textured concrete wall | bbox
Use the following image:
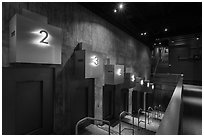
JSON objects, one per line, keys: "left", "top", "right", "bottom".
{"left": 2, "top": 2, "right": 151, "bottom": 134}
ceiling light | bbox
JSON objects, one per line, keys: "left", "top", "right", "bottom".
{"left": 144, "top": 32, "right": 147, "bottom": 35}
{"left": 119, "top": 3, "right": 124, "bottom": 9}
{"left": 196, "top": 37, "right": 199, "bottom": 40}
{"left": 114, "top": 9, "right": 117, "bottom": 13}
{"left": 141, "top": 33, "right": 143, "bottom": 35}
{"left": 159, "top": 42, "right": 161, "bottom": 45}
{"left": 164, "top": 28, "right": 168, "bottom": 32}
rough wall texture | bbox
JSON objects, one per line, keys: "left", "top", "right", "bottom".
{"left": 2, "top": 2, "right": 151, "bottom": 134}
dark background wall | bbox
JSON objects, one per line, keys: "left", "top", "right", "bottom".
{"left": 2, "top": 2, "right": 151, "bottom": 134}
{"left": 169, "top": 39, "right": 202, "bottom": 85}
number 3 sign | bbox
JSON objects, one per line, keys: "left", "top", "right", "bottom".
{"left": 9, "top": 13, "right": 62, "bottom": 64}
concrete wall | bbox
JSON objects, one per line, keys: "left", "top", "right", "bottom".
{"left": 2, "top": 2, "right": 151, "bottom": 134}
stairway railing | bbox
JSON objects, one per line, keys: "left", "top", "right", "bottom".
{"left": 153, "top": 57, "right": 160, "bottom": 77}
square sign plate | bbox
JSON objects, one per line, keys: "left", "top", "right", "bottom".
{"left": 124, "top": 73, "right": 136, "bottom": 88}
{"left": 75, "top": 50, "right": 104, "bottom": 78}
{"left": 9, "top": 14, "right": 62, "bottom": 64}
{"left": 105, "top": 65, "right": 124, "bottom": 85}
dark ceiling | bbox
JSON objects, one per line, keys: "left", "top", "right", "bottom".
{"left": 80, "top": 2, "right": 202, "bottom": 49}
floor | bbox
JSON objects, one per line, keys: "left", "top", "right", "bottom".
{"left": 78, "top": 112, "right": 163, "bottom": 135}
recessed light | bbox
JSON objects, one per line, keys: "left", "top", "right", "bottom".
{"left": 164, "top": 28, "right": 168, "bottom": 32}
{"left": 141, "top": 33, "right": 143, "bottom": 36}
{"left": 196, "top": 37, "right": 199, "bottom": 40}
{"left": 114, "top": 9, "right": 117, "bottom": 13}
{"left": 119, "top": 3, "right": 124, "bottom": 9}
{"left": 144, "top": 32, "right": 147, "bottom": 35}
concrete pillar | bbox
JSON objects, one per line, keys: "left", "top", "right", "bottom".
{"left": 128, "top": 88, "right": 134, "bottom": 113}
{"left": 144, "top": 92, "right": 146, "bottom": 111}
{"left": 94, "top": 77, "right": 104, "bottom": 124}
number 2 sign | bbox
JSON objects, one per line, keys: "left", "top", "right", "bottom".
{"left": 9, "top": 13, "right": 62, "bottom": 64}
{"left": 39, "top": 30, "right": 49, "bottom": 44}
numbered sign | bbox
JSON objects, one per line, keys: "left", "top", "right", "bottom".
{"left": 74, "top": 50, "right": 104, "bottom": 79}
{"left": 140, "top": 80, "right": 154, "bottom": 93}
{"left": 124, "top": 73, "right": 136, "bottom": 88}
{"left": 133, "top": 77, "right": 143, "bottom": 91}
{"left": 104, "top": 65, "right": 124, "bottom": 85}
{"left": 9, "top": 14, "right": 62, "bottom": 64}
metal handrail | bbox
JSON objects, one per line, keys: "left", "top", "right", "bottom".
{"left": 75, "top": 117, "right": 111, "bottom": 135}
{"left": 158, "top": 105, "right": 162, "bottom": 117}
{"left": 138, "top": 108, "right": 146, "bottom": 129}
{"left": 153, "top": 58, "right": 160, "bottom": 76}
{"left": 154, "top": 106, "right": 158, "bottom": 119}
{"left": 148, "top": 107, "right": 153, "bottom": 112}
{"left": 119, "top": 111, "right": 135, "bottom": 135}
{"left": 147, "top": 107, "right": 154, "bottom": 124}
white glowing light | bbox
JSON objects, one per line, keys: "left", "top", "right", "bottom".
{"left": 131, "top": 75, "right": 135, "bottom": 82}
{"left": 141, "top": 33, "right": 144, "bottom": 35}
{"left": 144, "top": 32, "right": 147, "bottom": 35}
{"left": 164, "top": 28, "right": 168, "bottom": 32}
{"left": 116, "top": 68, "right": 122, "bottom": 76}
{"left": 119, "top": 3, "right": 123, "bottom": 9}
{"left": 140, "top": 79, "right": 144, "bottom": 85}
{"left": 147, "top": 82, "right": 150, "bottom": 87}
{"left": 90, "top": 55, "right": 99, "bottom": 67}
{"left": 114, "top": 9, "right": 117, "bottom": 13}
{"left": 31, "top": 29, "right": 51, "bottom": 47}
{"left": 152, "top": 84, "right": 154, "bottom": 89}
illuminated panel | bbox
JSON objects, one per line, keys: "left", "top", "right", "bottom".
{"left": 75, "top": 50, "right": 104, "bottom": 79}
{"left": 124, "top": 73, "right": 136, "bottom": 88}
{"left": 85, "top": 51, "right": 104, "bottom": 78}
{"left": 116, "top": 68, "right": 122, "bottom": 76}
{"left": 9, "top": 14, "right": 62, "bottom": 64}
{"left": 134, "top": 77, "right": 143, "bottom": 91}
{"left": 140, "top": 80, "right": 154, "bottom": 93}
{"left": 114, "top": 65, "right": 124, "bottom": 84}
{"left": 140, "top": 79, "right": 144, "bottom": 85}
{"left": 104, "top": 65, "right": 124, "bottom": 85}
{"left": 131, "top": 74, "right": 135, "bottom": 82}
